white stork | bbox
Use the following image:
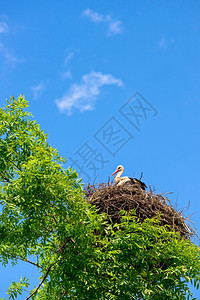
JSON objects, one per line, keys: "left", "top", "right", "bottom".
{"left": 111, "top": 165, "right": 147, "bottom": 190}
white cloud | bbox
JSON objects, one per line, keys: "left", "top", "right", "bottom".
{"left": 82, "top": 9, "right": 123, "bottom": 36}
{"left": 0, "top": 20, "right": 24, "bottom": 69}
{"left": 31, "top": 81, "right": 47, "bottom": 99}
{"left": 82, "top": 9, "right": 104, "bottom": 23}
{"left": 60, "top": 49, "right": 79, "bottom": 80}
{"left": 0, "top": 42, "right": 19, "bottom": 66}
{"left": 55, "top": 71, "right": 123, "bottom": 116}
{"left": 107, "top": 19, "right": 123, "bottom": 35}
{"left": 0, "top": 21, "right": 8, "bottom": 34}
{"left": 64, "top": 51, "right": 74, "bottom": 66}
{"left": 62, "top": 69, "right": 72, "bottom": 80}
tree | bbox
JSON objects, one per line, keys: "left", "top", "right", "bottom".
{"left": 0, "top": 96, "right": 200, "bottom": 299}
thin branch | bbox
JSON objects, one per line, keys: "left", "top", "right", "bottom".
{"left": 7, "top": 157, "right": 22, "bottom": 171}
{"left": 139, "top": 172, "right": 144, "bottom": 180}
{"left": 0, "top": 171, "right": 11, "bottom": 183}
{"left": 44, "top": 211, "right": 59, "bottom": 225}
{"left": 48, "top": 214, "right": 58, "bottom": 224}
{"left": 17, "top": 257, "right": 43, "bottom": 269}
{"left": 25, "top": 259, "right": 59, "bottom": 300}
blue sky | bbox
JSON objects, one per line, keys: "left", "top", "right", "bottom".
{"left": 0, "top": 1, "right": 200, "bottom": 298}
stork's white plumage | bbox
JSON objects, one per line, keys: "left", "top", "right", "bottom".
{"left": 111, "top": 165, "right": 129, "bottom": 185}
{"left": 111, "top": 165, "right": 147, "bottom": 190}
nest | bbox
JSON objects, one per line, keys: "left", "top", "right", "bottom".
{"left": 85, "top": 183, "right": 196, "bottom": 239}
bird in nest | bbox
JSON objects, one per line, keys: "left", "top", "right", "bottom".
{"left": 111, "top": 165, "right": 147, "bottom": 190}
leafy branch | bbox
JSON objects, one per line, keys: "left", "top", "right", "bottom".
{"left": 25, "top": 258, "right": 60, "bottom": 300}
{"left": 17, "top": 257, "right": 43, "bottom": 269}
{"left": 0, "top": 170, "right": 11, "bottom": 183}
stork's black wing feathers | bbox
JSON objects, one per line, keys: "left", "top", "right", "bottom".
{"left": 128, "top": 177, "right": 147, "bottom": 190}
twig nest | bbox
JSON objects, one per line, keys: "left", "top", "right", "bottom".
{"left": 85, "top": 183, "right": 195, "bottom": 239}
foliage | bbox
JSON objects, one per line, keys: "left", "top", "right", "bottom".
{"left": 6, "top": 277, "right": 29, "bottom": 300}
{"left": 0, "top": 96, "right": 200, "bottom": 299}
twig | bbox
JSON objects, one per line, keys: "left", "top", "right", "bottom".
{"left": 7, "top": 157, "right": 22, "bottom": 171}
{"left": 0, "top": 171, "right": 11, "bottom": 183}
{"left": 17, "top": 257, "right": 43, "bottom": 269}
{"left": 45, "top": 213, "right": 58, "bottom": 224}
{"left": 93, "top": 174, "right": 99, "bottom": 185}
{"left": 25, "top": 259, "right": 59, "bottom": 300}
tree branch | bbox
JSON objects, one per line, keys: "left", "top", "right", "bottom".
{"left": 7, "top": 157, "right": 22, "bottom": 171}
{"left": 0, "top": 171, "right": 11, "bottom": 183}
{"left": 47, "top": 214, "right": 58, "bottom": 224}
{"left": 17, "top": 257, "right": 43, "bottom": 269}
{"left": 25, "top": 259, "right": 59, "bottom": 300}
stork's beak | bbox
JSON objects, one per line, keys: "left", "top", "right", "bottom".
{"left": 111, "top": 169, "right": 119, "bottom": 176}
